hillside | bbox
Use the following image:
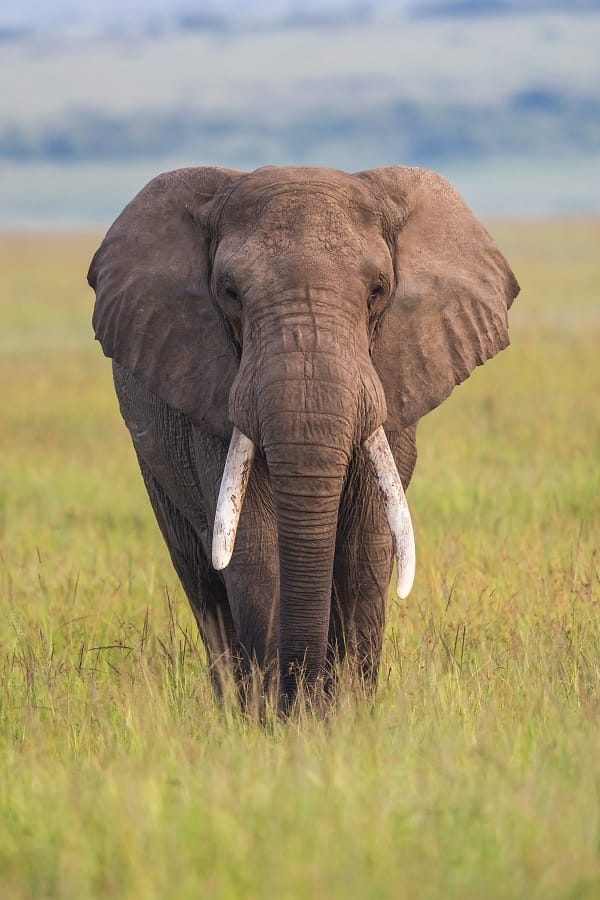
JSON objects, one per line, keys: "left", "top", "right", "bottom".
{"left": 1, "top": 2, "right": 598, "bottom": 223}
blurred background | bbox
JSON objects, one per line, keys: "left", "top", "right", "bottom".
{"left": 1, "top": 0, "right": 599, "bottom": 228}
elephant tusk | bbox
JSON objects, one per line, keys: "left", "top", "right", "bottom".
{"left": 363, "top": 426, "right": 416, "bottom": 599}
{"left": 212, "top": 427, "right": 256, "bottom": 570}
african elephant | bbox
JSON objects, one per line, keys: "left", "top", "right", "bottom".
{"left": 88, "top": 165, "right": 519, "bottom": 711}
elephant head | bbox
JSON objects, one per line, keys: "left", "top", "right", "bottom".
{"left": 88, "top": 165, "right": 518, "bottom": 701}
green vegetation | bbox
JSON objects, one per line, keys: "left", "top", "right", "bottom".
{"left": 1, "top": 223, "right": 599, "bottom": 898}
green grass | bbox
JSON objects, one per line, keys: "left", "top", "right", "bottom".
{"left": 1, "top": 223, "right": 599, "bottom": 899}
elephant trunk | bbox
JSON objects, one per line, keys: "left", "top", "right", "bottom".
{"left": 256, "top": 345, "right": 377, "bottom": 708}
{"left": 214, "top": 316, "right": 415, "bottom": 709}
{"left": 264, "top": 434, "right": 348, "bottom": 705}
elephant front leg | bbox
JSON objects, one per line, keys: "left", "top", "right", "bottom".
{"left": 330, "top": 541, "right": 393, "bottom": 692}
{"left": 330, "top": 454, "right": 395, "bottom": 692}
{"left": 135, "top": 455, "right": 242, "bottom": 688}
{"left": 201, "top": 443, "right": 280, "bottom": 700}
{"left": 330, "top": 429, "right": 417, "bottom": 692}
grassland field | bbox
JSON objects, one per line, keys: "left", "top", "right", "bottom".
{"left": 0, "top": 221, "right": 599, "bottom": 898}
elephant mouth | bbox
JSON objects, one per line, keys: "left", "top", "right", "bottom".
{"left": 212, "top": 425, "right": 415, "bottom": 600}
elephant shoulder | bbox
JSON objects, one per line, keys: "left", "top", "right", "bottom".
{"left": 112, "top": 362, "right": 217, "bottom": 532}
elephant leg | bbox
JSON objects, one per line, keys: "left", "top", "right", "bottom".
{"left": 114, "top": 363, "right": 280, "bottom": 704}
{"left": 113, "top": 363, "right": 243, "bottom": 691}
{"left": 194, "top": 433, "right": 280, "bottom": 698}
{"left": 331, "top": 491, "right": 393, "bottom": 691}
{"left": 136, "top": 455, "right": 243, "bottom": 693}
{"left": 331, "top": 427, "right": 418, "bottom": 691}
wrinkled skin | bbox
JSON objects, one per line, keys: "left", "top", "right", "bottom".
{"left": 88, "top": 165, "right": 519, "bottom": 711}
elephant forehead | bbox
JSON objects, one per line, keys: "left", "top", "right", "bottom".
{"left": 257, "top": 200, "right": 359, "bottom": 253}
{"left": 244, "top": 204, "right": 381, "bottom": 276}
{"left": 222, "top": 172, "right": 381, "bottom": 239}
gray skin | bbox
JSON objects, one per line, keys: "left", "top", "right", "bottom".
{"left": 88, "top": 165, "right": 519, "bottom": 710}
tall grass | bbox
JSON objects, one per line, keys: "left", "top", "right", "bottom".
{"left": 0, "top": 223, "right": 599, "bottom": 898}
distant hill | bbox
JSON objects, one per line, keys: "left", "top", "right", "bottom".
{"left": 1, "top": 1, "right": 599, "bottom": 222}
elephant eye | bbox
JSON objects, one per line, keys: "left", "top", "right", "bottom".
{"left": 367, "top": 284, "right": 384, "bottom": 309}
{"left": 224, "top": 286, "right": 239, "bottom": 302}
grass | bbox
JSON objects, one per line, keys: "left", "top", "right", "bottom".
{"left": 1, "top": 222, "right": 599, "bottom": 898}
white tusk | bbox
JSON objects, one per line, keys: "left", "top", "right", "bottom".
{"left": 212, "top": 427, "right": 256, "bottom": 570}
{"left": 363, "top": 426, "right": 416, "bottom": 599}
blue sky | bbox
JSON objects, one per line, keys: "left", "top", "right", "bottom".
{"left": 2, "top": 0, "right": 413, "bottom": 29}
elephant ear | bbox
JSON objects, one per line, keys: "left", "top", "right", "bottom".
{"left": 357, "top": 166, "right": 520, "bottom": 431}
{"left": 88, "top": 166, "right": 242, "bottom": 437}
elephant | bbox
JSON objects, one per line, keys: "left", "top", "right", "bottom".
{"left": 87, "top": 165, "right": 519, "bottom": 712}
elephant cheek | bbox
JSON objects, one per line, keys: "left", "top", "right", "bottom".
{"left": 356, "top": 351, "right": 388, "bottom": 443}
{"left": 228, "top": 365, "right": 261, "bottom": 445}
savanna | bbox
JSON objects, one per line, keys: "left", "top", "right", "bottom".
{"left": 0, "top": 221, "right": 599, "bottom": 898}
